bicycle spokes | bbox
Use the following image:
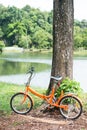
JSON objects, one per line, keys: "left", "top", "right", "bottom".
{"left": 59, "top": 96, "right": 82, "bottom": 119}
{"left": 10, "top": 93, "right": 33, "bottom": 114}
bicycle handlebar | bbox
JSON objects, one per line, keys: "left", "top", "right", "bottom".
{"left": 27, "top": 67, "right": 35, "bottom": 74}
{"left": 26, "top": 67, "right": 35, "bottom": 85}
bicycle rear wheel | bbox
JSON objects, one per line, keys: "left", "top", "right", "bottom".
{"left": 10, "top": 92, "right": 33, "bottom": 114}
{"left": 59, "top": 95, "right": 82, "bottom": 120}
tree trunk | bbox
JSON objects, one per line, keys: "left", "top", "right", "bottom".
{"left": 48, "top": 0, "right": 74, "bottom": 91}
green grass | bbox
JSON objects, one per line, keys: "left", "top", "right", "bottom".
{"left": 0, "top": 82, "right": 87, "bottom": 115}
{"left": 0, "top": 82, "right": 45, "bottom": 115}
{"left": 74, "top": 49, "right": 87, "bottom": 57}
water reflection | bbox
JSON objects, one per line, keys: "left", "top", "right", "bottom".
{"left": 0, "top": 52, "right": 51, "bottom": 88}
{"left": 0, "top": 52, "right": 87, "bottom": 92}
{"left": 0, "top": 60, "right": 51, "bottom": 75}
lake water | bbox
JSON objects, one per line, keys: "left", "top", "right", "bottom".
{"left": 0, "top": 52, "right": 87, "bottom": 92}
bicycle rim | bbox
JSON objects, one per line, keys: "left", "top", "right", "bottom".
{"left": 10, "top": 93, "right": 33, "bottom": 114}
{"left": 59, "top": 96, "right": 82, "bottom": 119}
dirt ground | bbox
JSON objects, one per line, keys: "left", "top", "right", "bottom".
{"left": 0, "top": 108, "right": 87, "bottom": 130}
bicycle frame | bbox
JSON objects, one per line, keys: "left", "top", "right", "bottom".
{"left": 24, "top": 85, "right": 68, "bottom": 110}
{"left": 20, "top": 68, "right": 82, "bottom": 111}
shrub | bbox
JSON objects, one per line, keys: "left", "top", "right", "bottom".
{"left": 55, "top": 78, "right": 83, "bottom": 98}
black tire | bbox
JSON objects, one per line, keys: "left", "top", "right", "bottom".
{"left": 59, "top": 95, "right": 82, "bottom": 120}
{"left": 10, "top": 92, "right": 33, "bottom": 114}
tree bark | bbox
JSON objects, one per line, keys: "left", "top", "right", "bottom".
{"left": 48, "top": 0, "right": 74, "bottom": 91}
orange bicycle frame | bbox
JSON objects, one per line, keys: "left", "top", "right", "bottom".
{"left": 24, "top": 85, "right": 68, "bottom": 110}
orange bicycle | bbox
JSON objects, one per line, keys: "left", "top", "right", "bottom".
{"left": 10, "top": 67, "right": 82, "bottom": 119}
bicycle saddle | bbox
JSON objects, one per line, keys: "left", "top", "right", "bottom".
{"left": 51, "top": 76, "right": 62, "bottom": 81}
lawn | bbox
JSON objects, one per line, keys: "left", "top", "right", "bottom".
{"left": 0, "top": 82, "right": 87, "bottom": 115}
{"left": 74, "top": 49, "right": 87, "bottom": 57}
{"left": 0, "top": 82, "right": 45, "bottom": 115}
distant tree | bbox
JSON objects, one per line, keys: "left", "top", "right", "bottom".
{"left": 0, "top": 27, "right": 4, "bottom": 40}
{"left": 81, "top": 28, "right": 87, "bottom": 49}
{"left": 7, "top": 22, "right": 26, "bottom": 46}
{"left": 18, "top": 35, "right": 32, "bottom": 48}
{"left": 22, "top": 5, "right": 31, "bottom": 12}
{"left": 33, "top": 29, "right": 52, "bottom": 49}
{"left": 0, "top": 40, "right": 5, "bottom": 52}
{"left": 80, "top": 20, "right": 87, "bottom": 28}
{"left": 2, "top": 4, "right": 86, "bottom": 51}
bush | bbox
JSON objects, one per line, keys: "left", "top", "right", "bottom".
{"left": 55, "top": 78, "right": 83, "bottom": 98}
{"left": 0, "top": 40, "right": 5, "bottom": 52}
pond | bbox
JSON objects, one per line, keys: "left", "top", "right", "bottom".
{"left": 0, "top": 52, "right": 87, "bottom": 92}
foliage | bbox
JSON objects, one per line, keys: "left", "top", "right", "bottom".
{"left": 0, "top": 40, "right": 5, "bottom": 52}
{"left": 74, "top": 20, "right": 87, "bottom": 50}
{"left": 0, "top": 4, "right": 52, "bottom": 49}
{"left": 74, "top": 26, "right": 83, "bottom": 49}
{"left": 0, "top": 27, "right": 4, "bottom": 38}
{"left": 0, "top": 4, "right": 87, "bottom": 50}
{"left": 33, "top": 28, "right": 52, "bottom": 49}
{"left": 18, "top": 35, "right": 32, "bottom": 48}
{"left": 55, "top": 78, "right": 83, "bottom": 98}
{"left": 7, "top": 22, "right": 27, "bottom": 46}
{"left": 0, "top": 40, "right": 5, "bottom": 47}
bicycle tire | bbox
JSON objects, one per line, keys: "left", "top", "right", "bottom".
{"left": 59, "top": 95, "right": 82, "bottom": 120}
{"left": 10, "top": 92, "right": 33, "bottom": 114}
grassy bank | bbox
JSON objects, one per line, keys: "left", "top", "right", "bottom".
{"left": 0, "top": 82, "right": 87, "bottom": 115}
{"left": 0, "top": 82, "right": 45, "bottom": 115}
{"left": 1, "top": 46, "right": 87, "bottom": 57}
{"left": 74, "top": 49, "right": 87, "bottom": 57}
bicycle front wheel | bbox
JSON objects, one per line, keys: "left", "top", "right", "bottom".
{"left": 10, "top": 92, "right": 33, "bottom": 114}
{"left": 59, "top": 96, "right": 82, "bottom": 120}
